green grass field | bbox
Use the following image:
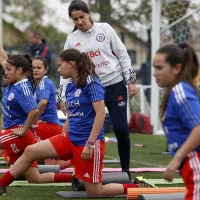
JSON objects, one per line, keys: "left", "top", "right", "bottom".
{"left": 0, "top": 133, "right": 184, "bottom": 200}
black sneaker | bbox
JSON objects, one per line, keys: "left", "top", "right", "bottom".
{"left": 133, "top": 176, "right": 157, "bottom": 188}
{"left": 122, "top": 169, "right": 132, "bottom": 183}
{"left": 0, "top": 187, "right": 6, "bottom": 196}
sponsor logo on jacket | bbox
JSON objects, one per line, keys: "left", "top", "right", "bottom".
{"left": 86, "top": 49, "right": 101, "bottom": 58}
{"left": 96, "top": 60, "right": 110, "bottom": 67}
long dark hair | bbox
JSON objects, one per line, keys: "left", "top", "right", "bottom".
{"left": 7, "top": 54, "right": 36, "bottom": 89}
{"left": 158, "top": 41, "right": 200, "bottom": 117}
{"left": 68, "top": 0, "right": 93, "bottom": 32}
{"left": 58, "top": 48, "right": 97, "bottom": 88}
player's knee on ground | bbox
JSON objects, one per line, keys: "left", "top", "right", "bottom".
{"left": 27, "top": 176, "right": 39, "bottom": 183}
{"left": 86, "top": 189, "right": 101, "bottom": 196}
{"left": 85, "top": 184, "right": 102, "bottom": 196}
{"left": 26, "top": 173, "right": 41, "bottom": 183}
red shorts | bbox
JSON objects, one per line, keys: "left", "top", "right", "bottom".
{"left": 180, "top": 151, "right": 200, "bottom": 200}
{"left": 49, "top": 133, "right": 105, "bottom": 183}
{"left": 33, "top": 123, "right": 62, "bottom": 141}
{"left": 0, "top": 127, "right": 37, "bottom": 167}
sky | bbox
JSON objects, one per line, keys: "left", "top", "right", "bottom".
{"left": 43, "top": 0, "right": 72, "bottom": 33}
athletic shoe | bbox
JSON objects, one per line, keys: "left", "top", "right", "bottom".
{"left": 133, "top": 176, "right": 157, "bottom": 188}
{"left": 0, "top": 187, "right": 6, "bottom": 196}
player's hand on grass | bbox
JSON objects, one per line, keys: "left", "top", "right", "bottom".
{"left": 81, "top": 145, "right": 93, "bottom": 160}
{"left": 164, "top": 157, "right": 181, "bottom": 182}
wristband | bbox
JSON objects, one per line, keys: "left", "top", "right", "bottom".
{"left": 87, "top": 144, "right": 95, "bottom": 149}
{"left": 86, "top": 140, "right": 95, "bottom": 145}
{"left": 86, "top": 140, "right": 95, "bottom": 149}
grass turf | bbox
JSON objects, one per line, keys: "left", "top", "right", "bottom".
{"left": 0, "top": 133, "right": 184, "bottom": 200}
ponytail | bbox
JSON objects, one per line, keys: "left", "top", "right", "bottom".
{"left": 158, "top": 41, "right": 200, "bottom": 118}
{"left": 23, "top": 53, "right": 32, "bottom": 64}
{"left": 76, "top": 52, "right": 97, "bottom": 87}
{"left": 58, "top": 48, "right": 98, "bottom": 88}
{"left": 28, "top": 65, "right": 37, "bottom": 91}
{"left": 23, "top": 54, "right": 36, "bottom": 90}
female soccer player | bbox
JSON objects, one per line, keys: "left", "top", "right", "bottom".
{"left": 31, "top": 57, "right": 66, "bottom": 166}
{"left": 58, "top": 0, "right": 137, "bottom": 178}
{"left": 0, "top": 46, "right": 73, "bottom": 196}
{"left": 153, "top": 41, "right": 200, "bottom": 200}
{"left": 0, "top": 48, "right": 149, "bottom": 197}
{"left": 32, "top": 56, "right": 62, "bottom": 141}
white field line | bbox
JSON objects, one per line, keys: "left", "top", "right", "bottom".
{"left": 104, "top": 155, "right": 165, "bottom": 167}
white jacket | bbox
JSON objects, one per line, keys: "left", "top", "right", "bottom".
{"left": 58, "top": 22, "right": 136, "bottom": 103}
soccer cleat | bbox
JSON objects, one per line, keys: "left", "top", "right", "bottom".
{"left": 0, "top": 187, "right": 6, "bottom": 196}
{"left": 133, "top": 176, "right": 157, "bottom": 188}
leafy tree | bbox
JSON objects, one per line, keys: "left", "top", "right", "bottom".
{"left": 3, "top": 0, "right": 66, "bottom": 45}
{"left": 88, "top": 0, "right": 194, "bottom": 32}
{"left": 89, "top": 0, "right": 112, "bottom": 23}
{"left": 2, "top": 0, "right": 67, "bottom": 83}
{"left": 89, "top": 0, "right": 140, "bottom": 26}
{"left": 88, "top": 0, "right": 196, "bottom": 69}
{"left": 3, "top": 0, "right": 52, "bottom": 27}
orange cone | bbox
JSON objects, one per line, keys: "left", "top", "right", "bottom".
{"left": 127, "top": 187, "right": 186, "bottom": 200}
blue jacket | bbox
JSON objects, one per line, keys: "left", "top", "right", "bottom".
{"left": 27, "top": 39, "right": 51, "bottom": 67}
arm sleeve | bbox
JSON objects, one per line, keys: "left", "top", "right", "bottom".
{"left": 57, "top": 77, "right": 71, "bottom": 103}
{"left": 105, "top": 23, "right": 136, "bottom": 84}
{"left": 57, "top": 38, "right": 71, "bottom": 103}
{"left": 17, "top": 87, "right": 38, "bottom": 114}
{"left": 172, "top": 86, "right": 200, "bottom": 130}
{"left": 37, "top": 81, "right": 50, "bottom": 101}
{"left": 87, "top": 77, "right": 105, "bottom": 102}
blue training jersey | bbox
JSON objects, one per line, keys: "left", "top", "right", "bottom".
{"left": 34, "top": 76, "right": 61, "bottom": 125}
{"left": 66, "top": 75, "right": 105, "bottom": 146}
{"left": 2, "top": 79, "right": 38, "bottom": 129}
{"left": 162, "top": 81, "right": 200, "bottom": 156}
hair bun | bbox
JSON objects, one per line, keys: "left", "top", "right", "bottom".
{"left": 23, "top": 54, "right": 32, "bottom": 64}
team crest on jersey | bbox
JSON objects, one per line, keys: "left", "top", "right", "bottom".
{"left": 75, "top": 89, "right": 81, "bottom": 97}
{"left": 8, "top": 93, "right": 14, "bottom": 101}
{"left": 96, "top": 33, "right": 105, "bottom": 42}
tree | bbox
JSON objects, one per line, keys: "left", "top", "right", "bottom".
{"left": 3, "top": 0, "right": 52, "bottom": 27}
{"left": 88, "top": 0, "right": 194, "bottom": 34}
{"left": 3, "top": 0, "right": 66, "bottom": 46}
{"left": 89, "top": 0, "right": 112, "bottom": 23}
{"left": 89, "top": 0, "right": 138, "bottom": 25}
